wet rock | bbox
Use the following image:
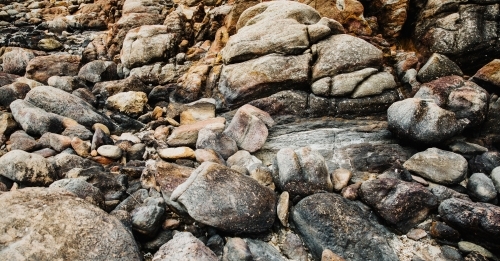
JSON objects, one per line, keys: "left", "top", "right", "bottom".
{"left": 171, "top": 162, "right": 276, "bottom": 233}
{"left": 49, "top": 178, "right": 104, "bottom": 208}
{"left": 291, "top": 193, "right": 399, "bottom": 261}
{"left": 467, "top": 173, "right": 497, "bottom": 202}
{"left": 223, "top": 237, "right": 253, "bottom": 261}
{"left": 106, "top": 91, "right": 148, "bottom": 116}
{"left": 78, "top": 60, "right": 118, "bottom": 83}
{"left": 359, "top": 178, "right": 438, "bottom": 232}
{"left": 417, "top": 53, "right": 464, "bottom": 83}
{"left": 243, "top": 238, "right": 286, "bottom": 261}
{"left": 25, "top": 85, "right": 114, "bottom": 129}
{"left": 167, "top": 117, "right": 226, "bottom": 147}
{"left": 439, "top": 198, "right": 500, "bottom": 253}
{"left": 0, "top": 187, "right": 141, "bottom": 260}
{"left": 9, "top": 130, "right": 38, "bottom": 151}
{"left": 152, "top": 232, "right": 217, "bottom": 261}
{"left": 224, "top": 104, "right": 275, "bottom": 153}
{"left": 274, "top": 147, "right": 332, "bottom": 196}
{"left": 388, "top": 98, "right": 468, "bottom": 144}
{"left": 10, "top": 99, "right": 65, "bottom": 136}
{"left": 404, "top": 148, "right": 468, "bottom": 185}
{"left": 97, "top": 145, "right": 123, "bottom": 160}
{"left": 196, "top": 128, "right": 237, "bottom": 159}
{"left": 0, "top": 150, "right": 56, "bottom": 186}
{"left": 25, "top": 54, "right": 81, "bottom": 84}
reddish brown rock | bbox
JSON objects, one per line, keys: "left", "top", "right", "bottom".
{"left": 25, "top": 54, "right": 81, "bottom": 84}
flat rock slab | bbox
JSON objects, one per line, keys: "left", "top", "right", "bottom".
{"left": 0, "top": 187, "right": 141, "bottom": 261}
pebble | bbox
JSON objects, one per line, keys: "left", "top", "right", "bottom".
{"left": 97, "top": 145, "right": 123, "bottom": 159}
{"left": 406, "top": 228, "right": 427, "bottom": 241}
{"left": 157, "top": 147, "right": 195, "bottom": 160}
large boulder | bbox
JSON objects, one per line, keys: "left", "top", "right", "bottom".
{"left": 0, "top": 150, "right": 56, "bottom": 186}
{"left": 291, "top": 193, "right": 399, "bottom": 261}
{"left": 171, "top": 162, "right": 277, "bottom": 234}
{"left": 25, "top": 54, "right": 81, "bottom": 84}
{"left": 2, "top": 48, "right": 36, "bottom": 75}
{"left": 10, "top": 99, "right": 66, "bottom": 136}
{"left": 359, "top": 178, "right": 438, "bottom": 233}
{"left": 0, "top": 187, "right": 141, "bottom": 260}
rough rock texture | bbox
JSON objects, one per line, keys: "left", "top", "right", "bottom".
{"left": 0, "top": 187, "right": 141, "bottom": 260}
{"left": 171, "top": 162, "right": 276, "bottom": 233}
{"left": 0, "top": 150, "right": 56, "bottom": 186}
{"left": 417, "top": 53, "right": 463, "bottom": 83}
{"left": 25, "top": 54, "right": 81, "bottom": 84}
{"left": 291, "top": 193, "right": 399, "bottom": 261}
{"left": 467, "top": 173, "right": 497, "bottom": 202}
{"left": 152, "top": 232, "right": 218, "bottom": 261}
{"left": 49, "top": 178, "right": 105, "bottom": 208}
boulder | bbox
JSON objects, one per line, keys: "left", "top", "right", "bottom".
{"left": 78, "top": 60, "right": 118, "bottom": 83}
{"left": 92, "top": 74, "right": 149, "bottom": 99}
{"left": 47, "top": 76, "right": 88, "bottom": 92}
{"left": 350, "top": 72, "right": 397, "bottom": 98}
{"left": 467, "top": 173, "right": 497, "bottom": 202}
{"left": 49, "top": 178, "right": 105, "bottom": 208}
{"left": 387, "top": 98, "right": 468, "bottom": 144}
{"left": 10, "top": 99, "right": 65, "bottom": 136}
{"left": 403, "top": 148, "right": 468, "bottom": 185}
{"left": 273, "top": 147, "right": 333, "bottom": 196}
{"left": 0, "top": 150, "right": 56, "bottom": 186}
{"left": 291, "top": 193, "right": 399, "bottom": 261}
{"left": 417, "top": 53, "right": 464, "bottom": 83}
{"left": 359, "top": 178, "right": 438, "bottom": 232}
{"left": 2, "top": 47, "right": 35, "bottom": 75}
{"left": 25, "top": 54, "right": 81, "bottom": 84}
{"left": 0, "top": 187, "right": 141, "bottom": 260}
{"left": 152, "top": 232, "right": 217, "bottom": 261}
{"left": 171, "top": 162, "right": 276, "bottom": 233}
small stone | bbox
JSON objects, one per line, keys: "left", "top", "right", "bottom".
{"left": 406, "top": 228, "right": 427, "bottom": 241}
{"left": 411, "top": 175, "right": 429, "bottom": 186}
{"left": 196, "top": 128, "right": 238, "bottom": 159}
{"left": 341, "top": 182, "right": 361, "bottom": 200}
{"left": 322, "top": 249, "right": 346, "bottom": 261}
{"left": 48, "top": 133, "right": 72, "bottom": 152}
{"left": 158, "top": 147, "right": 195, "bottom": 160}
{"left": 97, "top": 145, "right": 122, "bottom": 160}
{"left": 107, "top": 91, "right": 148, "bottom": 116}
{"left": 49, "top": 178, "right": 104, "bottom": 208}
{"left": 131, "top": 205, "right": 165, "bottom": 236}
{"left": 458, "top": 242, "right": 494, "bottom": 259}
{"left": 118, "top": 133, "right": 141, "bottom": 144}
{"left": 277, "top": 191, "right": 290, "bottom": 227}
{"left": 281, "top": 232, "right": 308, "bottom": 261}
{"left": 430, "top": 221, "right": 460, "bottom": 241}
{"left": 93, "top": 123, "right": 110, "bottom": 135}
{"left": 223, "top": 237, "right": 253, "bottom": 261}
{"left": 162, "top": 219, "right": 180, "bottom": 230}
{"left": 195, "top": 149, "right": 226, "bottom": 165}
{"left": 152, "top": 232, "right": 218, "bottom": 261}
{"left": 417, "top": 53, "right": 463, "bottom": 83}
{"left": 127, "top": 143, "right": 146, "bottom": 161}
{"left": 332, "top": 168, "right": 352, "bottom": 192}
{"left": 167, "top": 117, "right": 226, "bottom": 147}
{"left": 467, "top": 173, "right": 497, "bottom": 202}
{"left": 38, "top": 38, "right": 63, "bottom": 51}
{"left": 9, "top": 130, "right": 38, "bottom": 152}
{"left": 71, "top": 137, "right": 91, "bottom": 157}
{"left": 0, "top": 150, "right": 56, "bottom": 186}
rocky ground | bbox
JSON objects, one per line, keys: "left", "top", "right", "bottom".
{"left": 1, "top": 0, "right": 500, "bottom": 260}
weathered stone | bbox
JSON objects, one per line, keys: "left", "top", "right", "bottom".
{"left": 0, "top": 187, "right": 141, "bottom": 260}
{"left": 471, "top": 59, "right": 500, "bottom": 92}
{"left": 492, "top": 167, "right": 500, "bottom": 193}
{"left": 49, "top": 178, "right": 105, "bottom": 208}
{"left": 25, "top": 54, "right": 81, "bottom": 84}
{"left": 9, "top": 130, "right": 38, "bottom": 152}
{"left": 97, "top": 145, "right": 123, "bottom": 160}
{"left": 467, "top": 173, "right": 497, "bottom": 202}
{"left": 167, "top": 117, "right": 226, "bottom": 147}
{"left": 106, "top": 91, "right": 148, "bottom": 116}
{"left": 291, "top": 193, "right": 399, "bottom": 261}
{"left": 0, "top": 150, "right": 56, "bottom": 186}
{"left": 10, "top": 99, "right": 65, "bottom": 136}
{"left": 430, "top": 184, "right": 471, "bottom": 204}
{"left": 281, "top": 232, "right": 308, "bottom": 261}
{"left": 243, "top": 238, "right": 287, "bottom": 261}
{"left": 194, "top": 149, "right": 226, "bottom": 165}
{"left": 196, "top": 128, "right": 237, "bottom": 159}
{"left": 223, "top": 237, "right": 253, "bottom": 261}
{"left": 317, "top": 68, "right": 378, "bottom": 97}
{"left": 404, "top": 148, "right": 468, "bottom": 185}
{"left": 171, "top": 162, "right": 276, "bottom": 233}
{"left": 469, "top": 151, "right": 500, "bottom": 175}
{"left": 158, "top": 147, "right": 195, "bottom": 160}
{"left": 78, "top": 60, "right": 118, "bottom": 83}
{"left": 0, "top": 112, "right": 17, "bottom": 137}
{"left": 430, "top": 221, "right": 460, "bottom": 242}
{"left": 417, "top": 53, "right": 464, "bottom": 83}
{"left": 321, "top": 249, "right": 346, "bottom": 261}
{"left": 152, "top": 232, "right": 217, "bottom": 261}
{"left": 2, "top": 48, "right": 35, "bottom": 75}
{"left": 351, "top": 72, "right": 397, "bottom": 98}
{"left": 332, "top": 168, "right": 352, "bottom": 192}
{"left": 47, "top": 76, "right": 88, "bottom": 92}
{"left": 359, "top": 178, "right": 438, "bottom": 232}
{"left": 92, "top": 75, "right": 149, "bottom": 99}
{"left": 131, "top": 204, "right": 165, "bottom": 236}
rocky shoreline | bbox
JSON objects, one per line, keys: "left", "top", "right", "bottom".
{"left": 1, "top": 0, "right": 500, "bottom": 260}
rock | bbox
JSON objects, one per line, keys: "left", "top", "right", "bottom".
{"left": 243, "top": 238, "right": 287, "bottom": 261}
{"left": 313, "top": 68, "right": 378, "bottom": 97}
{"left": 0, "top": 72, "right": 18, "bottom": 87}
{"left": 46, "top": 133, "right": 72, "bottom": 152}
{"left": 68, "top": 167, "right": 126, "bottom": 201}
{"left": 458, "top": 242, "right": 495, "bottom": 260}
{"left": 0, "top": 187, "right": 141, "bottom": 260}
{"left": 440, "top": 246, "right": 463, "bottom": 261}
{"left": 37, "top": 38, "right": 62, "bottom": 51}
{"left": 0, "top": 82, "right": 30, "bottom": 108}
{"left": 121, "top": 24, "right": 182, "bottom": 69}
{"left": 195, "top": 149, "right": 226, "bottom": 165}
{"left": 368, "top": 0, "right": 408, "bottom": 38}
{"left": 92, "top": 75, "right": 149, "bottom": 99}
{"left": 350, "top": 72, "right": 397, "bottom": 98}
{"left": 332, "top": 168, "right": 352, "bottom": 192}
{"left": 274, "top": 147, "right": 332, "bottom": 196}
{"left": 224, "top": 104, "right": 275, "bottom": 153}
{"left": 277, "top": 191, "right": 290, "bottom": 227}
{"left": 2, "top": 47, "right": 35, "bottom": 75}
{"left": 448, "top": 140, "right": 488, "bottom": 155}
{"left": 469, "top": 152, "right": 500, "bottom": 174}
{"left": 25, "top": 85, "right": 114, "bottom": 129}
{"left": 406, "top": 228, "right": 427, "bottom": 241}
{"left": 144, "top": 161, "right": 193, "bottom": 205}
{"left": 281, "top": 232, "right": 308, "bottom": 261}
{"left": 223, "top": 237, "right": 253, "bottom": 261}
{"left": 312, "top": 34, "right": 383, "bottom": 82}
{"left": 78, "top": 60, "right": 118, "bottom": 83}
{"left": 171, "top": 162, "right": 276, "bottom": 233}
{"left": 131, "top": 204, "right": 165, "bottom": 236}
{"left": 467, "top": 173, "right": 497, "bottom": 202}
{"left": 62, "top": 124, "right": 93, "bottom": 140}
{"left": 167, "top": 117, "right": 226, "bottom": 147}
{"left": 47, "top": 76, "right": 88, "bottom": 92}
{"left": 218, "top": 53, "right": 311, "bottom": 107}
{"left": 158, "top": 147, "right": 195, "bottom": 160}
{"left": 471, "top": 59, "right": 500, "bottom": 92}
{"left": 439, "top": 198, "right": 500, "bottom": 253}
{"left": 417, "top": 53, "right": 464, "bottom": 83}
{"left": 403, "top": 148, "right": 468, "bottom": 185}
{"left": 341, "top": 182, "right": 361, "bottom": 200}
{"left": 0, "top": 150, "right": 56, "bottom": 186}
{"left": 91, "top": 127, "right": 113, "bottom": 151}
{"left": 71, "top": 137, "right": 91, "bottom": 157}
{"left": 179, "top": 100, "right": 216, "bottom": 125}
{"left": 97, "top": 145, "right": 123, "bottom": 160}
{"left": 25, "top": 54, "right": 81, "bottom": 84}
{"left": 152, "top": 232, "right": 217, "bottom": 261}
{"left": 10, "top": 99, "right": 65, "bottom": 136}
{"left": 291, "top": 193, "right": 399, "bottom": 261}
{"left": 321, "top": 249, "right": 346, "bottom": 261}
{"left": 464, "top": 252, "right": 490, "bottom": 261}
{"left": 359, "top": 178, "right": 438, "bottom": 232}
{"left": 106, "top": 91, "right": 148, "bottom": 116}
{"left": 430, "top": 184, "right": 471, "bottom": 204}
{"left": 430, "top": 221, "right": 460, "bottom": 242}
{"left": 142, "top": 229, "right": 174, "bottom": 253}
{"left": 0, "top": 112, "right": 17, "bottom": 137}
{"left": 49, "top": 178, "right": 104, "bottom": 208}
{"left": 196, "top": 128, "right": 238, "bottom": 159}
{"left": 9, "top": 130, "right": 38, "bottom": 151}
{"left": 172, "top": 64, "right": 211, "bottom": 103}
{"left": 113, "top": 189, "right": 149, "bottom": 213}
{"left": 492, "top": 167, "right": 500, "bottom": 193}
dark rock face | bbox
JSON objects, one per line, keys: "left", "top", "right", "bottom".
{"left": 439, "top": 198, "right": 500, "bottom": 254}
{"left": 359, "top": 178, "right": 438, "bottom": 233}
{"left": 291, "top": 193, "right": 399, "bottom": 261}
{"left": 171, "top": 162, "right": 277, "bottom": 234}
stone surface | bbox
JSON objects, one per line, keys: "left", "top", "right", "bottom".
{"left": 243, "top": 238, "right": 287, "bottom": 261}
{"left": 92, "top": 75, "right": 149, "bottom": 99}
{"left": 171, "top": 162, "right": 276, "bottom": 233}
{"left": 277, "top": 191, "right": 290, "bottom": 227}
{"left": 417, "top": 53, "right": 464, "bottom": 83}
{"left": 10, "top": 99, "right": 65, "bottom": 136}
{"left": 350, "top": 72, "right": 397, "bottom": 98}
{"left": 467, "top": 173, "right": 497, "bottom": 202}
{"left": 158, "top": 147, "right": 195, "bottom": 160}
{"left": 97, "top": 145, "right": 123, "bottom": 160}
{"left": 49, "top": 178, "right": 104, "bottom": 208}
{"left": 0, "top": 187, "right": 141, "bottom": 260}
{"left": 492, "top": 167, "right": 500, "bottom": 193}
{"left": 9, "top": 130, "right": 38, "bottom": 151}
{"left": 167, "top": 117, "right": 226, "bottom": 147}
{"left": 291, "top": 193, "right": 399, "bottom": 261}
{"left": 223, "top": 237, "right": 253, "bottom": 261}
{"left": 332, "top": 168, "right": 352, "bottom": 192}
{"left": 25, "top": 54, "right": 81, "bottom": 84}
{"left": 359, "top": 178, "right": 438, "bottom": 233}
{"left": 471, "top": 59, "right": 500, "bottom": 91}
{"left": 2, "top": 48, "right": 35, "bottom": 75}
{"left": 152, "top": 232, "right": 218, "bottom": 261}
{"left": 403, "top": 148, "right": 468, "bottom": 185}
{"left": 0, "top": 150, "right": 56, "bottom": 186}
{"left": 106, "top": 91, "right": 148, "bottom": 116}
{"left": 196, "top": 128, "right": 238, "bottom": 159}
{"left": 78, "top": 60, "right": 118, "bottom": 83}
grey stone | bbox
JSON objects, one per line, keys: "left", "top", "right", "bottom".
{"left": 0, "top": 150, "right": 56, "bottom": 186}
{"left": 226, "top": 150, "right": 262, "bottom": 170}
{"left": 78, "top": 60, "right": 118, "bottom": 83}
{"left": 47, "top": 76, "right": 88, "bottom": 92}
{"left": 223, "top": 238, "right": 252, "bottom": 261}
{"left": 2, "top": 48, "right": 35, "bottom": 75}
{"left": 417, "top": 53, "right": 464, "bottom": 83}
{"left": 492, "top": 167, "right": 500, "bottom": 193}
{"left": 467, "top": 173, "right": 497, "bottom": 202}
{"left": 97, "top": 145, "right": 123, "bottom": 159}
{"left": 10, "top": 99, "right": 65, "bottom": 136}
{"left": 131, "top": 205, "right": 165, "bottom": 236}
{"left": 351, "top": 72, "right": 397, "bottom": 98}
{"left": 281, "top": 232, "right": 308, "bottom": 261}
{"left": 243, "top": 238, "right": 286, "bottom": 261}
{"left": 50, "top": 178, "right": 104, "bottom": 208}
{"left": 9, "top": 130, "right": 38, "bottom": 151}
{"left": 328, "top": 68, "right": 378, "bottom": 97}
{"left": 152, "top": 232, "right": 217, "bottom": 261}
{"left": 92, "top": 75, "right": 150, "bottom": 99}
{"left": 430, "top": 184, "right": 471, "bottom": 204}
{"left": 196, "top": 128, "right": 238, "bottom": 159}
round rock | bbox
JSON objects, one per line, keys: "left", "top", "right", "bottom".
{"left": 97, "top": 145, "right": 123, "bottom": 159}
{"left": 467, "top": 173, "right": 497, "bottom": 202}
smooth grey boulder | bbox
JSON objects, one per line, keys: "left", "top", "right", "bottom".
{"left": 25, "top": 85, "right": 114, "bottom": 129}
{"left": 131, "top": 204, "right": 165, "bottom": 236}
{"left": 359, "top": 178, "right": 438, "bottom": 233}
{"left": 50, "top": 178, "right": 105, "bottom": 208}
{"left": 417, "top": 53, "right": 464, "bottom": 83}
{"left": 78, "top": 60, "right": 118, "bottom": 83}
{"left": 0, "top": 150, "right": 56, "bottom": 186}
{"left": 0, "top": 187, "right": 141, "bottom": 261}
{"left": 273, "top": 147, "right": 332, "bottom": 196}
{"left": 388, "top": 98, "right": 468, "bottom": 144}
{"left": 171, "top": 162, "right": 277, "bottom": 234}
{"left": 10, "top": 99, "right": 65, "bottom": 136}
{"left": 224, "top": 104, "right": 275, "bottom": 153}
{"left": 152, "top": 232, "right": 217, "bottom": 261}
{"left": 467, "top": 173, "right": 497, "bottom": 202}
{"left": 403, "top": 148, "right": 468, "bottom": 185}
{"left": 291, "top": 193, "right": 399, "bottom": 261}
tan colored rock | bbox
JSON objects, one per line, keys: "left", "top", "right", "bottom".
{"left": 38, "top": 39, "right": 63, "bottom": 51}
{"left": 179, "top": 101, "right": 216, "bottom": 125}
{"left": 167, "top": 117, "right": 226, "bottom": 147}
{"left": 158, "top": 147, "right": 195, "bottom": 160}
{"left": 71, "top": 137, "right": 91, "bottom": 157}
{"left": 322, "top": 249, "right": 346, "bottom": 261}
{"left": 93, "top": 123, "right": 110, "bottom": 135}
{"left": 25, "top": 54, "right": 81, "bottom": 84}
{"left": 106, "top": 91, "right": 148, "bottom": 115}
{"left": 472, "top": 59, "right": 500, "bottom": 89}
{"left": 277, "top": 191, "right": 290, "bottom": 227}
{"left": 332, "top": 168, "right": 352, "bottom": 192}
